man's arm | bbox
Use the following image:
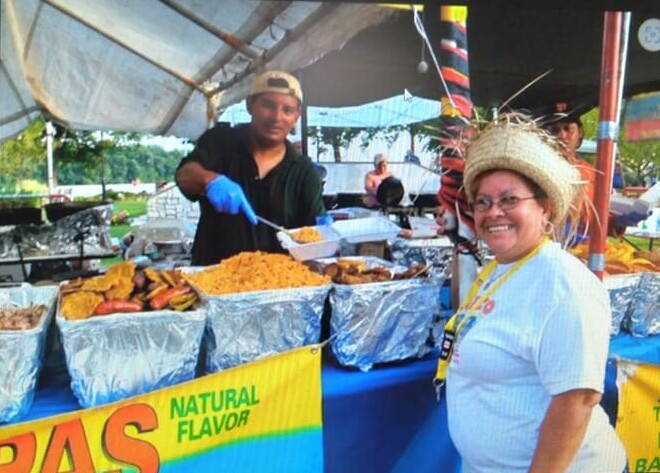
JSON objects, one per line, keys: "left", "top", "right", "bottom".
{"left": 364, "top": 172, "right": 377, "bottom": 195}
{"left": 175, "top": 161, "right": 219, "bottom": 200}
{"left": 528, "top": 389, "right": 601, "bottom": 473}
{"left": 175, "top": 160, "right": 257, "bottom": 224}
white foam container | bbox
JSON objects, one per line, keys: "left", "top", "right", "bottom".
{"left": 277, "top": 225, "right": 341, "bottom": 261}
{"left": 330, "top": 216, "right": 401, "bottom": 244}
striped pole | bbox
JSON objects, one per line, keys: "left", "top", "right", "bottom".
{"left": 436, "top": 5, "right": 474, "bottom": 234}
{"left": 435, "top": 5, "right": 479, "bottom": 307}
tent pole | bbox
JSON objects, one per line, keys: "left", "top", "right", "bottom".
{"left": 588, "top": 11, "right": 628, "bottom": 280}
{"left": 45, "top": 121, "right": 56, "bottom": 199}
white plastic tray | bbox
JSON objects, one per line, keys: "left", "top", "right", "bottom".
{"left": 277, "top": 225, "right": 341, "bottom": 261}
{"left": 330, "top": 216, "right": 401, "bottom": 244}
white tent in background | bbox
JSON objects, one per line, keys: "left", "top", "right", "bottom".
{"left": 219, "top": 93, "right": 440, "bottom": 129}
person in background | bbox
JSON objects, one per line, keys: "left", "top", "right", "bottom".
{"left": 363, "top": 153, "right": 394, "bottom": 208}
{"left": 404, "top": 149, "right": 421, "bottom": 165}
{"left": 612, "top": 164, "right": 625, "bottom": 190}
{"left": 175, "top": 70, "right": 326, "bottom": 265}
{"left": 437, "top": 114, "right": 627, "bottom": 473}
{"left": 544, "top": 104, "right": 645, "bottom": 237}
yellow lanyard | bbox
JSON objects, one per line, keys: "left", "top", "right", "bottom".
{"left": 434, "top": 238, "right": 549, "bottom": 395}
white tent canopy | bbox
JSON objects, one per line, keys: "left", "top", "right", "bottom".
{"left": 219, "top": 93, "right": 441, "bottom": 128}
{"left": 0, "top": 0, "right": 394, "bottom": 142}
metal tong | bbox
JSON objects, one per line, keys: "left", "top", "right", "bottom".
{"left": 256, "top": 215, "right": 295, "bottom": 238}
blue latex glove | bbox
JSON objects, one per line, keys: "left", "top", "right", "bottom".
{"left": 316, "top": 215, "right": 334, "bottom": 226}
{"left": 614, "top": 211, "right": 651, "bottom": 229}
{"left": 205, "top": 175, "right": 257, "bottom": 225}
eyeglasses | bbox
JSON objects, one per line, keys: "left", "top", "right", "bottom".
{"left": 471, "top": 195, "right": 537, "bottom": 213}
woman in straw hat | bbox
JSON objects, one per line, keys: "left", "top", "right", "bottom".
{"left": 436, "top": 114, "right": 627, "bottom": 472}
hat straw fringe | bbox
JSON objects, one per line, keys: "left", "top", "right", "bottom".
{"left": 463, "top": 112, "right": 589, "bottom": 246}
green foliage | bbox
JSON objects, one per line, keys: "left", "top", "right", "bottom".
{"left": 0, "top": 119, "right": 185, "bottom": 187}
{"left": 113, "top": 200, "right": 147, "bottom": 216}
{"left": 17, "top": 179, "right": 48, "bottom": 195}
{"left": 307, "top": 127, "right": 364, "bottom": 162}
{"left": 359, "top": 125, "right": 408, "bottom": 150}
{"left": 581, "top": 108, "right": 660, "bottom": 186}
{"left": 56, "top": 144, "right": 183, "bottom": 185}
{"left": 0, "top": 118, "right": 48, "bottom": 189}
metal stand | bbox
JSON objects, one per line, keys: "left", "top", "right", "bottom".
{"left": 12, "top": 234, "right": 29, "bottom": 281}
{"left": 73, "top": 230, "right": 90, "bottom": 268}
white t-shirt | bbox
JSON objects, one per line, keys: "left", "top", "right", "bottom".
{"left": 446, "top": 242, "right": 626, "bottom": 473}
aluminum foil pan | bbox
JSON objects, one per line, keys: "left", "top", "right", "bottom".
{"left": 0, "top": 284, "right": 58, "bottom": 423}
{"left": 623, "top": 272, "right": 660, "bottom": 337}
{"left": 603, "top": 273, "right": 641, "bottom": 336}
{"left": 0, "top": 205, "right": 115, "bottom": 259}
{"left": 390, "top": 237, "right": 453, "bottom": 282}
{"left": 201, "top": 285, "right": 330, "bottom": 372}
{"left": 314, "top": 256, "right": 442, "bottom": 371}
{"left": 56, "top": 307, "right": 205, "bottom": 408}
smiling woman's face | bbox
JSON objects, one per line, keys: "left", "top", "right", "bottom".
{"left": 473, "top": 170, "right": 550, "bottom": 263}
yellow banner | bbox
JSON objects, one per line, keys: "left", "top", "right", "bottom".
{"left": 615, "top": 360, "right": 660, "bottom": 473}
{"left": 0, "top": 345, "right": 322, "bottom": 473}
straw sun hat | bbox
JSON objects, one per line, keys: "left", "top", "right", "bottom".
{"left": 463, "top": 115, "right": 583, "bottom": 225}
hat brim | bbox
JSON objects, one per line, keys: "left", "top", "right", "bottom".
{"left": 464, "top": 126, "right": 581, "bottom": 224}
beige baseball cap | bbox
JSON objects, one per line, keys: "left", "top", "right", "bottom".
{"left": 249, "top": 70, "right": 302, "bottom": 103}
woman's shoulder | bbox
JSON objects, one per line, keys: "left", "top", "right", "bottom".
{"left": 538, "top": 242, "right": 590, "bottom": 270}
{"left": 536, "top": 243, "right": 607, "bottom": 294}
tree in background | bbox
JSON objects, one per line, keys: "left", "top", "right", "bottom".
{"left": 0, "top": 119, "right": 185, "bottom": 188}
{"left": 308, "top": 127, "right": 363, "bottom": 162}
{"left": 0, "top": 118, "right": 48, "bottom": 191}
{"left": 581, "top": 108, "right": 660, "bottom": 186}
{"left": 307, "top": 124, "right": 419, "bottom": 163}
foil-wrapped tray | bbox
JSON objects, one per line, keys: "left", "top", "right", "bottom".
{"left": 622, "top": 272, "right": 660, "bottom": 337}
{"left": 603, "top": 273, "right": 642, "bottom": 337}
{"left": 390, "top": 237, "right": 453, "bottom": 282}
{"left": 0, "top": 205, "right": 115, "bottom": 261}
{"left": 56, "top": 303, "right": 205, "bottom": 408}
{"left": 315, "top": 256, "right": 443, "bottom": 371}
{"left": 0, "top": 284, "right": 58, "bottom": 423}
{"left": 199, "top": 285, "right": 331, "bottom": 372}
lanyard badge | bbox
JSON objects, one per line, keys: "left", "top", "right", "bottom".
{"left": 433, "top": 238, "right": 549, "bottom": 401}
{"left": 439, "top": 328, "right": 455, "bottom": 361}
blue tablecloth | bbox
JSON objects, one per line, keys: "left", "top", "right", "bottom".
{"left": 609, "top": 332, "right": 660, "bottom": 364}
{"left": 323, "top": 353, "right": 460, "bottom": 473}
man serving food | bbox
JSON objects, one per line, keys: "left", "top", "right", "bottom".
{"left": 175, "top": 70, "right": 326, "bottom": 265}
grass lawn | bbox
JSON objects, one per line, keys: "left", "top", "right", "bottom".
{"left": 103, "top": 199, "right": 148, "bottom": 267}
{"left": 112, "top": 200, "right": 147, "bottom": 217}
{"left": 621, "top": 235, "right": 655, "bottom": 251}
{"left": 109, "top": 200, "right": 146, "bottom": 239}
